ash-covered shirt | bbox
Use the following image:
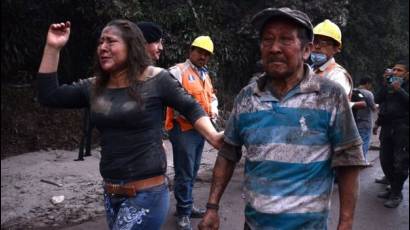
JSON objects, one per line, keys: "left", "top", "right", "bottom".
{"left": 315, "top": 57, "right": 353, "bottom": 97}
{"left": 220, "top": 65, "right": 366, "bottom": 229}
{"left": 37, "top": 68, "right": 205, "bottom": 181}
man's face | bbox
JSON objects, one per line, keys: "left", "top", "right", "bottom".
{"left": 392, "top": 64, "right": 409, "bottom": 79}
{"left": 313, "top": 35, "right": 339, "bottom": 59}
{"left": 190, "top": 47, "right": 211, "bottom": 68}
{"left": 260, "top": 20, "right": 311, "bottom": 80}
{"left": 146, "top": 39, "right": 163, "bottom": 61}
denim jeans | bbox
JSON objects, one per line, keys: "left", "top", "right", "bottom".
{"left": 358, "top": 127, "right": 371, "bottom": 160}
{"left": 103, "top": 182, "right": 169, "bottom": 230}
{"left": 169, "top": 123, "right": 205, "bottom": 216}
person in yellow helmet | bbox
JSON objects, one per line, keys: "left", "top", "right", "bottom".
{"left": 311, "top": 19, "right": 354, "bottom": 99}
{"left": 312, "top": 20, "right": 369, "bottom": 165}
{"left": 165, "top": 35, "right": 218, "bottom": 230}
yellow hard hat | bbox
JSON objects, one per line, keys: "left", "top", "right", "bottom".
{"left": 191, "top": 36, "right": 214, "bottom": 54}
{"left": 313, "top": 19, "right": 342, "bottom": 47}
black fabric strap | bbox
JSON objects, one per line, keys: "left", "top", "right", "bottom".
{"left": 206, "top": 203, "right": 219, "bottom": 211}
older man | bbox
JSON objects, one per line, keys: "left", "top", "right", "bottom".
{"left": 199, "top": 7, "right": 367, "bottom": 230}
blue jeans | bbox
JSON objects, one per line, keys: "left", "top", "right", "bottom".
{"left": 103, "top": 182, "right": 169, "bottom": 230}
{"left": 169, "top": 123, "right": 205, "bottom": 216}
{"left": 358, "top": 127, "right": 371, "bottom": 160}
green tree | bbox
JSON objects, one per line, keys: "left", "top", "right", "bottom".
{"left": 342, "top": 0, "right": 409, "bottom": 86}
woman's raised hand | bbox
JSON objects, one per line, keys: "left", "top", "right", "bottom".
{"left": 46, "top": 21, "right": 71, "bottom": 50}
{"left": 39, "top": 21, "right": 71, "bottom": 73}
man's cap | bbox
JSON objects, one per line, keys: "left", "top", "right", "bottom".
{"left": 137, "top": 21, "right": 163, "bottom": 43}
{"left": 396, "top": 58, "right": 409, "bottom": 70}
{"left": 251, "top": 7, "right": 313, "bottom": 41}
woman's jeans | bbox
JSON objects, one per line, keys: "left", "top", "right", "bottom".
{"left": 103, "top": 182, "right": 169, "bottom": 230}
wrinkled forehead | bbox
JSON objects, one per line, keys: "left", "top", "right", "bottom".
{"left": 100, "top": 25, "right": 123, "bottom": 38}
{"left": 260, "top": 19, "right": 300, "bottom": 37}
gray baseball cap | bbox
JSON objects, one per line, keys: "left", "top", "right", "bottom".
{"left": 251, "top": 7, "right": 313, "bottom": 41}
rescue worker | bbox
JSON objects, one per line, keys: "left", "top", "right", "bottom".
{"left": 165, "top": 36, "right": 218, "bottom": 230}
{"left": 310, "top": 19, "right": 366, "bottom": 108}
{"left": 310, "top": 20, "right": 350, "bottom": 94}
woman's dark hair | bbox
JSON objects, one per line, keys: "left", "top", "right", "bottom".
{"left": 93, "top": 19, "right": 152, "bottom": 103}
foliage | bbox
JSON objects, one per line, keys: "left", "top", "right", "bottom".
{"left": 1, "top": 0, "right": 409, "bottom": 99}
{"left": 1, "top": 0, "right": 408, "bottom": 155}
{"left": 342, "top": 0, "right": 409, "bottom": 88}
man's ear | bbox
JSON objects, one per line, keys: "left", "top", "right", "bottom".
{"left": 303, "top": 42, "right": 313, "bottom": 61}
{"left": 333, "top": 45, "right": 341, "bottom": 54}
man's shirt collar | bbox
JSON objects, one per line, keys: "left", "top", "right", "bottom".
{"left": 254, "top": 64, "right": 320, "bottom": 101}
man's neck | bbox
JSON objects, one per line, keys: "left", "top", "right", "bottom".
{"left": 269, "top": 67, "right": 305, "bottom": 100}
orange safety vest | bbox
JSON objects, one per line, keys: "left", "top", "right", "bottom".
{"left": 165, "top": 63, "right": 215, "bottom": 132}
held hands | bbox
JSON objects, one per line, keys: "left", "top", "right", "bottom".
{"left": 198, "top": 210, "right": 220, "bottom": 230}
{"left": 210, "top": 131, "right": 224, "bottom": 150}
{"left": 46, "top": 21, "right": 71, "bottom": 50}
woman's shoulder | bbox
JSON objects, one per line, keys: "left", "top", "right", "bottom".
{"left": 142, "top": 66, "right": 169, "bottom": 81}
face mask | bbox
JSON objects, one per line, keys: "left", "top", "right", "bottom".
{"left": 387, "top": 76, "right": 404, "bottom": 85}
{"left": 309, "top": 52, "right": 328, "bottom": 68}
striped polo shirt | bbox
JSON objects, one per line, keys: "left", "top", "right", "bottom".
{"left": 223, "top": 65, "right": 365, "bottom": 229}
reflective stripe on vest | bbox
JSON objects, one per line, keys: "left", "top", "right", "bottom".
{"left": 165, "top": 63, "right": 214, "bottom": 132}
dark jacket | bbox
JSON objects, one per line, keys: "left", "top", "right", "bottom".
{"left": 375, "top": 80, "right": 409, "bottom": 125}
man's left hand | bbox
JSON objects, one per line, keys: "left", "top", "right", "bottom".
{"left": 391, "top": 80, "right": 402, "bottom": 91}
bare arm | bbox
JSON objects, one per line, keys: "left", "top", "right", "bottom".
{"left": 336, "top": 166, "right": 361, "bottom": 230}
{"left": 351, "top": 101, "right": 367, "bottom": 110}
{"left": 193, "top": 116, "right": 224, "bottom": 150}
{"left": 39, "top": 21, "right": 71, "bottom": 73}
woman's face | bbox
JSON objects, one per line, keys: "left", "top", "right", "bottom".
{"left": 97, "top": 26, "right": 128, "bottom": 73}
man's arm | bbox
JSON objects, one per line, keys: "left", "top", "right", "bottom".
{"left": 198, "top": 144, "right": 239, "bottom": 230}
{"left": 207, "top": 155, "right": 236, "bottom": 205}
{"left": 351, "top": 101, "right": 366, "bottom": 110}
{"left": 392, "top": 81, "right": 409, "bottom": 102}
{"left": 336, "top": 166, "right": 361, "bottom": 230}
